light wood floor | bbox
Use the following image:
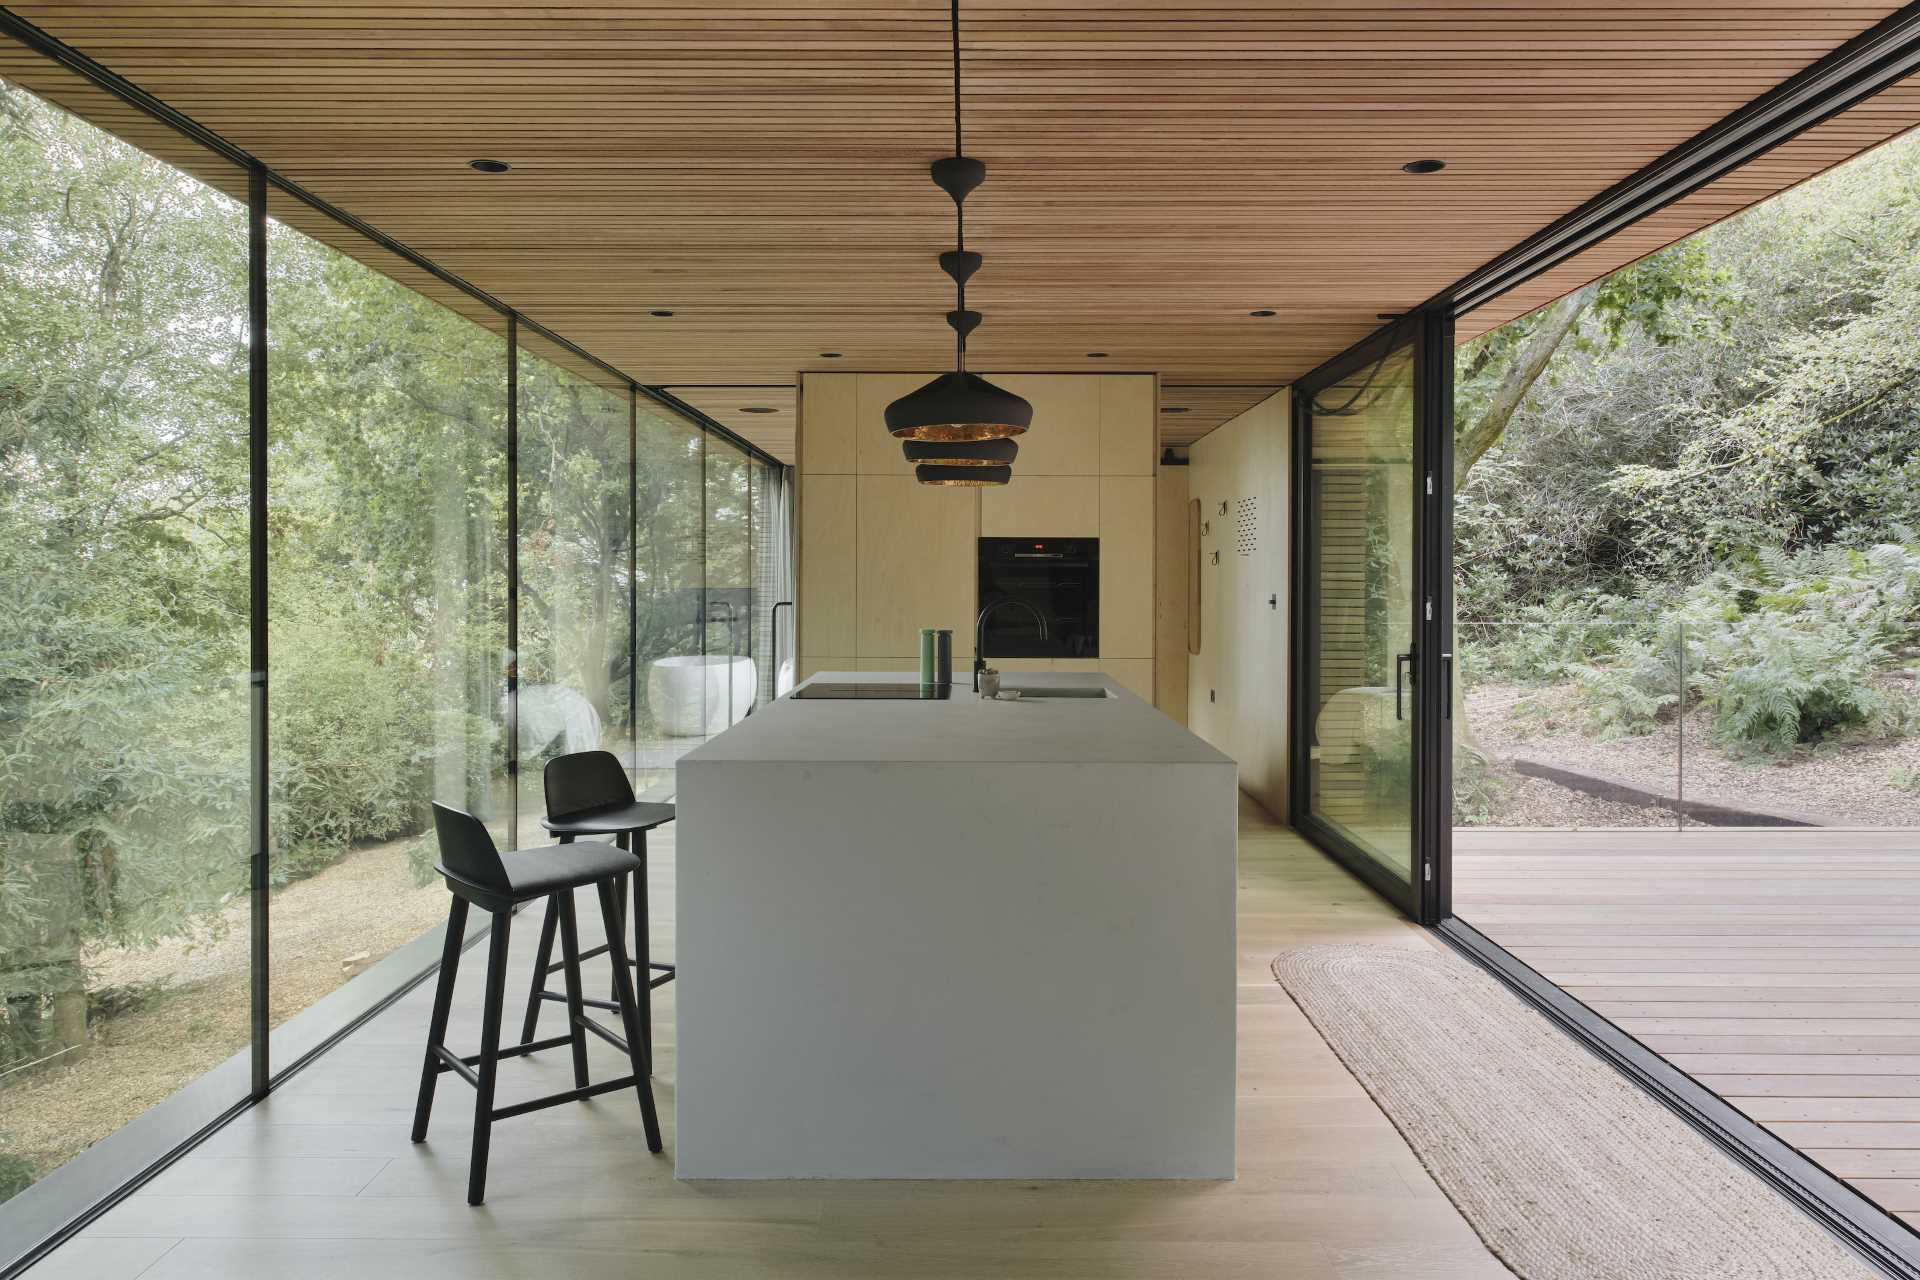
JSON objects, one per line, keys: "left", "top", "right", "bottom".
{"left": 30, "top": 798, "right": 1507, "bottom": 1280}
{"left": 1456, "top": 827, "right": 1920, "bottom": 1228}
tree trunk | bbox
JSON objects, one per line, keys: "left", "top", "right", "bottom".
{"left": 1454, "top": 283, "right": 1597, "bottom": 488}
{"left": 1449, "top": 283, "right": 1596, "bottom": 820}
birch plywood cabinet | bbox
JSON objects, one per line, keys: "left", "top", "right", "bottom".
{"left": 796, "top": 372, "right": 1163, "bottom": 694}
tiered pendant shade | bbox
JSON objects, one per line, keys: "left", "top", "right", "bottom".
{"left": 902, "top": 437, "right": 1018, "bottom": 466}
{"left": 886, "top": 374, "right": 1032, "bottom": 442}
{"left": 888, "top": 0, "right": 1031, "bottom": 485}
{"left": 916, "top": 463, "right": 1013, "bottom": 487}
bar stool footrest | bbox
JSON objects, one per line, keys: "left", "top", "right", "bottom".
{"left": 576, "top": 1012, "right": 630, "bottom": 1055}
{"left": 531, "top": 989, "right": 621, "bottom": 1014}
{"left": 489, "top": 1074, "right": 642, "bottom": 1122}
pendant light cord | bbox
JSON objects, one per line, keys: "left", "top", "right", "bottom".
{"left": 951, "top": 0, "right": 964, "bottom": 159}
{"left": 951, "top": 0, "right": 968, "bottom": 370}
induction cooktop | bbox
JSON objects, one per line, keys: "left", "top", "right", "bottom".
{"left": 789, "top": 682, "right": 955, "bottom": 700}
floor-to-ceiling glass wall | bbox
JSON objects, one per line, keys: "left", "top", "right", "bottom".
{"left": 704, "top": 436, "right": 755, "bottom": 731}
{"left": 264, "top": 189, "right": 511, "bottom": 1035}
{"left": 514, "top": 333, "right": 631, "bottom": 843}
{"left": 0, "top": 26, "right": 788, "bottom": 1269}
{"left": 632, "top": 405, "right": 708, "bottom": 797}
{"left": 0, "top": 61, "right": 251, "bottom": 1212}
{"left": 750, "top": 459, "right": 794, "bottom": 703}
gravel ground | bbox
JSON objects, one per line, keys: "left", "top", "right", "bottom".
{"left": 2, "top": 835, "right": 447, "bottom": 1181}
{"left": 1462, "top": 681, "right": 1920, "bottom": 828}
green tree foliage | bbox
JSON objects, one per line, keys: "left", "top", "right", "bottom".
{"left": 1, "top": 82, "right": 252, "bottom": 1078}
{"left": 1459, "top": 128, "right": 1920, "bottom": 755}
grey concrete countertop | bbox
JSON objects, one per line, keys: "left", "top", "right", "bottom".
{"left": 679, "top": 671, "right": 1233, "bottom": 767}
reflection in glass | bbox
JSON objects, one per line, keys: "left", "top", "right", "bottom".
{"left": 265, "top": 193, "right": 509, "bottom": 1034}
{"left": 515, "top": 343, "right": 630, "bottom": 843}
{"left": 704, "top": 439, "right": 755, "bottom": 732}
{"left": 1307, "top": 344, "right": 1418, "bottom": 881}
{"left": 633, "top": 408, "right": 707, "bottom": 796}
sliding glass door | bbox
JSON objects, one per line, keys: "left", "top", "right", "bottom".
{"left": 1293, "top": 315, "right": 1451, "bottom": 921}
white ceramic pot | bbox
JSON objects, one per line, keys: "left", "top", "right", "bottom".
{"left": 649, "top": 654, "right": 758, "bottom": 737}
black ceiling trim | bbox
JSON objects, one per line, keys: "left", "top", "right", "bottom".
{"left": 1431, "top": 0, "right": 1920, "bottom": 319}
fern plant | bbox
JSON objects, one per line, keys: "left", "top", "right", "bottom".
{"left": 1570, "top": 629, "right": 1685, "bottom": 738}
{"left": 1701, "top": 614, "right": 1893, "bottom": 752}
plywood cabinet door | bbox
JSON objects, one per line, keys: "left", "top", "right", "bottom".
{"left": 1101, "top": 476, "right": 1155, "bottom": 659}
{"left": 799, "top": 473, "right": 857, "bottom": 661}
{"left": 856, "top": 476, "right": 979, "bottom": 657}
{"left": 1100, "top": 375, "right": 1156, "bottom": 476}
{"left": 988, "top": 374, "right": 1100, "bottom": 476}
{"left": 981, "top": 475, "right": 1099, "bottom": 539}
{"left": 855, "top": 373, "right": 926, "bottom": 477}
{"left": 801, "top": 373, "right": 857, "bottom": 475}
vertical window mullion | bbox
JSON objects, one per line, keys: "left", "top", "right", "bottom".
{"left": 506, "top": 316, "right": 520, "bottom": 844}
{"left": 248, "top": 162, "right": 270, "bottom": 1100}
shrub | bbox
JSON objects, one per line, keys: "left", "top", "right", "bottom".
{"left": 1701, "top": 615, "right": 1894, "bottom": 752}
{"left": 1569, "top": 630, "right": 1685, "bottom": 738}
{"left": 1686, "top": 541, "right": 1917, "bottom": 753}
{"left": 0, "top": 1155, "right": 35, "bottom": 1204}
{"left": 1452, "top": 740, "right": 1507, "bottom": 825}
{"left": 267, "top": 588, "right": 438, "bottom": 883}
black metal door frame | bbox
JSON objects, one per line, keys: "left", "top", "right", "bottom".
{"left": 1288, "top": 310, "right": 1452, "bottom": 925}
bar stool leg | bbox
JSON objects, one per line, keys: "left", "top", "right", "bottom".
{"left": 554, "top": 889, "right": 591, "bottom": 1089}
{"left": 609, "top": 840, "right": 629, "bottom": 1004}
{"left": 467, "top": 909, "right": 513, "bottom": 1206}
{"left": 517, "top": 893, "right": 559, "bottom": 1047}
{"left": 597, "top": 878, "right": 663, "bottom": 1152}
{"left": 411, "top": 895, "right": 469, "bottom": 1143}
{"left": 633, "top": 830, "right": 653, "bottom": 1070}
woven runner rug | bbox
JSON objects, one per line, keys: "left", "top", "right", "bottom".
{"left": 1272, "top": 944, "right": 1878, "bottom": 1280}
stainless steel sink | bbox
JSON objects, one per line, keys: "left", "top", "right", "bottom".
{"left": 1003, "top": 685, "right": 1110, "bottom": 699}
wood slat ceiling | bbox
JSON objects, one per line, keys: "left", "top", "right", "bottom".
{"left": 6, "top": 3, "right": 1919, "bottom": 461}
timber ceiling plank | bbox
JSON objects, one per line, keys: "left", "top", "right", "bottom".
{"left": 6, "top": 3, "right": 1920, "bottom": 460}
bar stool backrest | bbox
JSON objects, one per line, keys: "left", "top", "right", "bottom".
{"left": 431, "top": 802, "right": 511, "bottom": 893}
{"left": 544, "top": 749, "right": 635, "bottom": 820}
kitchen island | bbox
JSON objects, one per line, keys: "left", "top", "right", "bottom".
{"left": 674, "top": 671, "right": 1237, "bottom": 1179}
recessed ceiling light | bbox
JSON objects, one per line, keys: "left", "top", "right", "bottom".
{"left": 649, "top": 309, "right": 674, "bottom": 317}
{"left": 1160, "top": 407, "right": 1190, "bottom": 414}
{"left": 467, "top": 158, "right": 511, "bottom": 174}
{"left": 1086, "top": 352, "right": 1109, "bottom": 359}
{"left": 1249, "top": 309, "right": 1277, "bottom": 317}
{"left": 1401, "top": 159, "right": 1445, "bottom": 175}
{"left": 742, "top": 406, "right": 776, "bottom": 414}
{"left": 820, "top": 352, "right": 843, "bottom": 358}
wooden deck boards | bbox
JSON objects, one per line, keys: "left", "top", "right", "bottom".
{"left": 1456, "top": 828, "right": 1920, "bottom": 1223}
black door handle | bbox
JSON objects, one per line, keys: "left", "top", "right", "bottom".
{"left": 1395, "top": 651, "right": 1414, "bottom": 721}
{"left": 770, "top": 601, "right": 793, "bottom": 692}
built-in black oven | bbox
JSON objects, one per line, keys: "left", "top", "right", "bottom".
{"left": 977, "top": 537, "right": 1099, "bottom": 659}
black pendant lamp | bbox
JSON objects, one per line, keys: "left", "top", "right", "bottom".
{"left": 902, "top": 438, "right": 1017, "bottom": 467}
{"left": 887, "top": 0, "right": 1032, "bottom": 471}
{"left": 916, "top": 463, "right": 1014, "bottom": 487}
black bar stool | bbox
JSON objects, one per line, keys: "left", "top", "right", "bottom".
{"left": 518, "top": 750, "right": 676, "bottom": 1068}
{"left": 412, "top": 803, "right": 662, "bottom": 1205}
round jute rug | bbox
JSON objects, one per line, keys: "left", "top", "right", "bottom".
{"left": 1272, "top": 944, "right": 1880, "bottom": 1280}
